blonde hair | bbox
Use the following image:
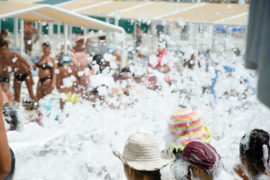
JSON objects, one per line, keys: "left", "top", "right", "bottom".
{"left": 124, "top": 165, "right": 161, "bottom": 180}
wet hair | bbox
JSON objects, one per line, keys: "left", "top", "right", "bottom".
{"left": 240, "top": 129, "right": 270, "bottom": 173}
{"left": 0, "top": 40, "right": 9, "bottom": 48}
{"left": 120, "top": 67, "right": 130, "bottom": 73}
{"left": 42, "top": 42, "right": 50, "bottom": 48}
{"left": 98, "top": 35, "right": 106, "bottom": 41}
{"left": 3, "top": 106, "right": 19, "bottom": 131}
{"left": 92, "top": 54, "right": 109, "bottom": 73}
{"left": 124, "top": 165, "right": 161, "bottom": 180}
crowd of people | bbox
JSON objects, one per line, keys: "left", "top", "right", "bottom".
{"left": 0, "top": 23, "right": 183, "bottom": 117}
{"left": 0, "top": 8, "right": 269, "bottom": 179}
{"left": 113, "top": 110, "right": 270, "bottom": 180}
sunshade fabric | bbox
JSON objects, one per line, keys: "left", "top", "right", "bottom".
{"left": 163, "top": 3, "right": 249, "bottom": 25}
{"left": 59, "top": 0, "right": 249, "bottom": 25}
{"left": 0, "top": 1, "right": 124, "bottom": 32}
{"left": 59, "top": 0, "right": 113, "bottom": 12}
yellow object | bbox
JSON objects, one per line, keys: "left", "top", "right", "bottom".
{"left": 64, "top": 94, "right": 80, "bottom": 104}
{"left": 168, "top": 126, "right": 212, "bottom": 152}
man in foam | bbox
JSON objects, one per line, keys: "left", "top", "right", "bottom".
{"left": 72, "top": 35, "right": 91, "bottom": 96}
{"left": 24, "top": 21, "right": 37, "bottom": 55}
{"left": 0, "top": 40, "right": 36, "bottom": 102}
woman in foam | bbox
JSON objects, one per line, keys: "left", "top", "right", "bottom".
{"left": 56, "top": 44, "right": 80, "bottom": 109}
{"left": 146, "top": 41, "right": 171, "bottom": 90}
{"left": 72, "top": 35, "right": 91, "bottom": 96}
{"left": 172, "top": 140, "right": 221, "bottom": 180}
{"left": 166, "top": 109, "right": 212, "bottom": 156}
{"left": 35, "top": 42, "right": 57, "bottom": 101}
{"left": 234, "top": 129, "right": 270, "bottom": 180}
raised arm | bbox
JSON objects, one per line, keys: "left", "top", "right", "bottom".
{"left": 0, "top": 86, "right": 11, "bottom": 179}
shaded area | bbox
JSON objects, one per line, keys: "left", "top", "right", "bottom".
{"left": 36, "top": 0, "right": 71, "bottom": 5}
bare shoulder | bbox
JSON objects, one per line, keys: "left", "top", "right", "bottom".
{"left": 11, "top": 52, "right": 23, "bottom": 61}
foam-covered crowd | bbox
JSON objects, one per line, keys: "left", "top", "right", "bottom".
{"left": 0, "top": 11, "right": 270, "bottom": 179}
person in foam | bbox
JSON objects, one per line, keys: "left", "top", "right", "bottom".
{"left": 235, "top": 129, "right": 270, "bottom": 180}
{"left": 72, "top": 35, "right": 91, "bottom": 96}
{"left": 113, "top": 132, "right": 175, "bottom": 180}
{"left": 56, "top": 44, "right": 80, "bottom": 110}
{"left": 172, "top": 140, "right": 221, "bottom": 180}
{"left": 35, "top": 42, "right": 57, "bottom": 101}
{"left": 0, "top": 40, "right": 37, "bottom": 103}
{"left": 166, "top": 109, "right": 212, "bottom": 155}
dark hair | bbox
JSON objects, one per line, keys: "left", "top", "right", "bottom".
{"left": 124, "top": 165, "right": 161, "bottom": 180}
{"left": 240, "top": 129, "right": 270, "bottom": 173}
{"left": 42, "top": 42, "right": 50, "bottom": 47}
{"left": 98, "top": 35, "right": 106, "bottom": 41}
{"left": 0, "top": 40, "right": 8, "bottom": 48}
{"left": 1, "top": 29, "right": 8, "bottom": 35}
{"left": 92, "top": 54, "right": 109, "bottom": 73}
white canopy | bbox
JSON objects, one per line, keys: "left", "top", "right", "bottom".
{"left": 0, "top": 1, "right": 124, "bottom": 33}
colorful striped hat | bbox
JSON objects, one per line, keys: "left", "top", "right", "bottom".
{"left": 168, "top": 109, "right": 211, "bottom": 151}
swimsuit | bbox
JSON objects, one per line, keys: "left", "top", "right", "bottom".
{"left": 5, "top": 148, "right": 16, "bottom": 180}
{"left": 39, "top": 76, "right": 52, "bottom": 84}
{"left": 0, "top": 75, "right": 10, "bottom": 83}
{"left": 14, "top": 73, "right": 28, "bottom": 82}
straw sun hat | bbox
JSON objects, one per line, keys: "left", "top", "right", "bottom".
{"left": 113, "top": 132, "right": 175, "bottom": 171}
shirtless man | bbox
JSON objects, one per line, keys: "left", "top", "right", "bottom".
{"left": 0, "top": 41, "right": 36, "bottom": 102}
{"left": 57, "top": 47, "right": 79, "bottom": 109}
{"left": 72, "top": 35, "right": 91, "bottom": 96}
{"left": 36, "top": 42, "right": 57, "bottom": 101}
{"left": 24, "top": 21, "right": 37, "bottom": 55}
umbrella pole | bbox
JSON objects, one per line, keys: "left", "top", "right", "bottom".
{"left": 57, "top": 23, "right": 61, "bottom": 42}
{"left": 48, "top": 23, "right": 53, "bottom": 37}
{"left": 20, "top": 19, "right": 24, "bottom": 55}
{"left": 120, "top": 32, "right": 126, "bottom": 68}
{"left": 14, "top": 18, "right": 18, "bottom": 51}
{"left": 64, "top": 24, "right": 68, "bottom": 54}
{"left": 68, "top": 25, "right": 72, "bottom": 40}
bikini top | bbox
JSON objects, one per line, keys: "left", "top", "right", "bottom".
{"left": 0, "top": 74, "right": 10, "bottom": 82}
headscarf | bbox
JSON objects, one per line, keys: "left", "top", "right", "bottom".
{"left": 181, "top": 140, "right": 221, "bottom": 176}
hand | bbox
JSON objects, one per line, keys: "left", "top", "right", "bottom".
{"left": 50, "top": 83, "right": 56, "bottom": 90}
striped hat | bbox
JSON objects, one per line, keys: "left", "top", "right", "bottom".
{"left": 168, "top": 109, "right": 211, "bottom": 151}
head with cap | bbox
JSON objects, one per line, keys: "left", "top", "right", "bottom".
{"left": 113, "top": 132, "right": 175, "bottom": 180}
{"left": 240, "top": 129, "right": 270, "bottom": 178}
{"left": 167, "top": 109, "right": 211, "bottom": 153}
{"left": 176, "top": 140, "right": 221, "bottom": 180}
